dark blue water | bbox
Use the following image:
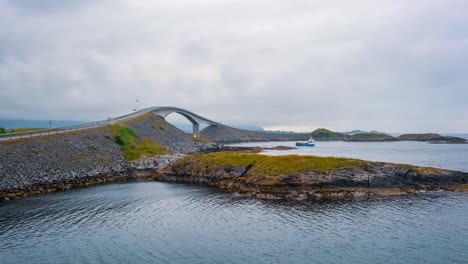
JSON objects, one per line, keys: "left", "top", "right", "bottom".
{"left": 1, "top": 182, "right": 468, "bottom": 264}
{"left": 231, "top": 141, "right": 468, "bottom": 172}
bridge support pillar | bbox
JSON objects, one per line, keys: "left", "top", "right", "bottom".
{"left": 192, "top": 122, "right": 200, "bottom": 138}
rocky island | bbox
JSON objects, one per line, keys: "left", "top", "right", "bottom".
{"left": 306, "top": 129, "right": 467, "bottom": 143}
{"left": 146, "top": 152, "right": 468, "bottom": 200}
{"left": 397, "top": 133, "right": 468, "bottom": 144}
{"left": 1, "top": 113, "right": 467, "bottom": 201}
{"left": 196, "top": 122, "right": 468, "bottom": 144}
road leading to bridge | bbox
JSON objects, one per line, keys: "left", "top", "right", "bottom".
{"left": 0, "top": 106, "right": 219, "bottom": 141}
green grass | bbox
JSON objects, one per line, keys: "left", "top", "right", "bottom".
{"left": 4, "top": 128, "right": 43, "bottom": 133}
{"left": 311, "top": 128, "right": 346, "bottom": 140}
{"left": 346, "top": 133, "right": 395, "bottom": 141}
{"left": 111, "top": 126, "right": 136, "bottom": 146}
{"left": 192, "top": 136, "right": 209, "bottom": 144}
{"left": 176, "top": 151, "right": 369, "bottom": 176}
{"left": 177, "top": 152, "right": 264, "bottom": 171}
{"left": 110, "top": 125, "right": 171, "bottom": 162}
{"left": 121, "top": 139, "right": 171, "bottom": 161}
{"left": 249, "top": 155, "right": 368, "bottom": 176}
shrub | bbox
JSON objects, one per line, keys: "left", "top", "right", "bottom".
{"left": 110, "top": 125, "right": 171, "bottom": 162}
{"left": 111, "top": 126, "right": 136, "bottom": 146}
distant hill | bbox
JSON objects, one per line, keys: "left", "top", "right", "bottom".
{"left": 345, "top": 133, "right": 396, "bottom": 142}
{"left": 398, "top": 133, "right": 467, "bottom": 143}
{"left": 231, "top": 124, "right": 264, "bottom": 131}
{"left": 443, "top": 133, "right": 468, "bottom": 140}
{"left": 173, "top": 123, "right": 264, "bottom": 133}
{"left": 313, "top": 128, "right": 395, "bottom": 142}
{"left": 263, "top": 130, "right": 301, "bottom": 134}
{"left": 342, "top": 130, "right": 385, "bottom": 135}
{"left": 200, "top": 124, "right": 308, "bottom": 143}
{"left": 0, "top": 119, "right": 87, "bottom": 130}
{"left": 311, "top": 128, "right": 347, "bottom": 140}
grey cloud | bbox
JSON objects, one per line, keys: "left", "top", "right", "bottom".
{"left": 0, "top": 0, "right": 467, "bottom": 133}
{"left": 5, "top": 0, "right": 97, "bottom": 14}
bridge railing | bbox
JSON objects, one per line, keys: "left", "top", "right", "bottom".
{"left": 0, "top": 107, "right": 219, "bottom": 141}
{"left": 0, "top": 119, "right": 112, "bottom": 141}
{"left": 0, "top": 108, "right": 152, "bottom": 141}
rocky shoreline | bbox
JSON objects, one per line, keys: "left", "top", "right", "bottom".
{"left": 0, "top": 114, "right": 211, "bottom": 201}
{"left": 132, "top": 152, "right": 468, "bottom": 201}
{"left": 1, "top": 114, "right": 467, "bottom": 202}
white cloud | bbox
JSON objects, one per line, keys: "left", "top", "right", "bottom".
{"left": 0, "top": 0, "right": 467, "bottom": 132}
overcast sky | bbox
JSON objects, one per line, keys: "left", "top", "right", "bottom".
{"left": 0, "top": 0, "right": 467, "bottom": 133}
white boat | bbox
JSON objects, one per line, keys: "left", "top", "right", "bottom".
{"left": 296, "top": 136, "right": 315, "bottom": 147}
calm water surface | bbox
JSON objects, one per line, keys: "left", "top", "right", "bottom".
{"left": 230, "top": 141, "right": 468, "bottom": 172}
{"left": 2, "top": 141, "right": 468, "bottom": 263}
{"left": 1, "top": 182, "right": 468, "bottom": 264}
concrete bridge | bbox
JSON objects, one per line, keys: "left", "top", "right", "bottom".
{"left": 139, "top": 106, "right": 218, "bottom": 137}
{"left": 0, "top": 106, "right": 219, "bottom": 141}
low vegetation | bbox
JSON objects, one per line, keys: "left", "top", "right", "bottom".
{"left": 0, "top": 128, "right": 43, "bottom": 134}
{"left": 345, "top": 133, "right": 396, "bottom": 142}
{"left": 177, "top": 152, "right": 264, "bottom": 171}
{"left": 248, "top": 155, "right": 368, "bottom": 176}
{"left": 311, "top": 128, "right": 346, "bottom": 140}
{"left": 398, "top": 133, "right": 467, "bottom": 143}
{"left": 111, "top": 124, "right": 171, "bottom": 162}
{"left": 191, "top": 136, "right": 209, "bottom": 143}
{"left": 9, "top": 128, "right": 43, "bottom": 133}
{"left": 175, "top": 151, "right": 369, "bottom": 176}
{"left": 397, "top": 133, "right": 445, "bottom": 141}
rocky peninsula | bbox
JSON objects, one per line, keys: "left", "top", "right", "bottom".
{"left": 142, "top": 152, "right": 468, "bottom": 201}
{"left": 1, "top": 113, "right": 467, "bottom": 201}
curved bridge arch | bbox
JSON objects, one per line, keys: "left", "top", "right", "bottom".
{"left": 141, "top": 106, "right": 218, "bottom": 137}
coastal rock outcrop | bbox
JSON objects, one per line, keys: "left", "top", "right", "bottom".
{"left": 149, "top": 152, "right": 468, "bottom": 200}
{"left": 0, "top": 114, "right": 212, "bottom": 201}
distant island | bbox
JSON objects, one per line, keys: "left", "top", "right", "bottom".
{"left": 311, "top": 128, "right": 467, "bottom": 144}
{"left": 1, "top": 110, "right": 468, "bottom": 202}
{"left": 341, "top": 129, "right": 385, "bottom": 135}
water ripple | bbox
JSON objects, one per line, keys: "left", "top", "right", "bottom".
{"left": 1, "top": 182, "right": 468, "bottom": 264}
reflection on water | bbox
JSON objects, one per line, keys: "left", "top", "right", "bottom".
{"left": 230, "top": 141, "right": 468, "bottom": 172}
{"left": 1, "top": 182, "right": 468, "bottom": 264}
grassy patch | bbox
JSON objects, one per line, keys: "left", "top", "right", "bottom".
{"left": 395, "top": 163, "right": 441, "bottom": 174}
{"left": 176, "top": 152, "right": 264, "bottom": 171}
{"left": 312, "top": 128, "right": 346, "bottom": 140}
{"left": 111, "top": 125, "right": 136, "bottom": 146}
{"left": 121, "top": 139, "right": 171, "bottom": 161}
{"left": 111, "top": 124, "right": 171, "bottom": 162}
{"left": 121, "top": 112, "right": 154, "bottom": 125}
{"left": 98, "top": 155, "right": 110, "bottom": 164}
{"left": 176, "top": 152, "right": 369, "bottom": 176}
{"left": 248, "top": 155, "right": 368, "bottom": 176}
{"left": 346, "top": 133, "right": 395, "bottom": 141}
{"left": 192, "top": 136, "right": 209, "bottom": 143}
{"left": 88, "top": 145, "right": 98, "bottom": 152}
{"left": 152, "top": 119, "right": 168, "bottom": 131}
{"left": 6, "top": 128, "right": 44, "bottom": 133}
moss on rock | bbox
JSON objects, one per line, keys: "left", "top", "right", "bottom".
{"left": 111, "top": 124, "right": 172, "bottom": 162}
{"left": 175, "top": 151, "right": 369, "bottom": 177}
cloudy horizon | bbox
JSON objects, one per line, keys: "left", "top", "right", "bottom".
{"left": 1, "top": 0, "right": 467, "bottom": 133}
